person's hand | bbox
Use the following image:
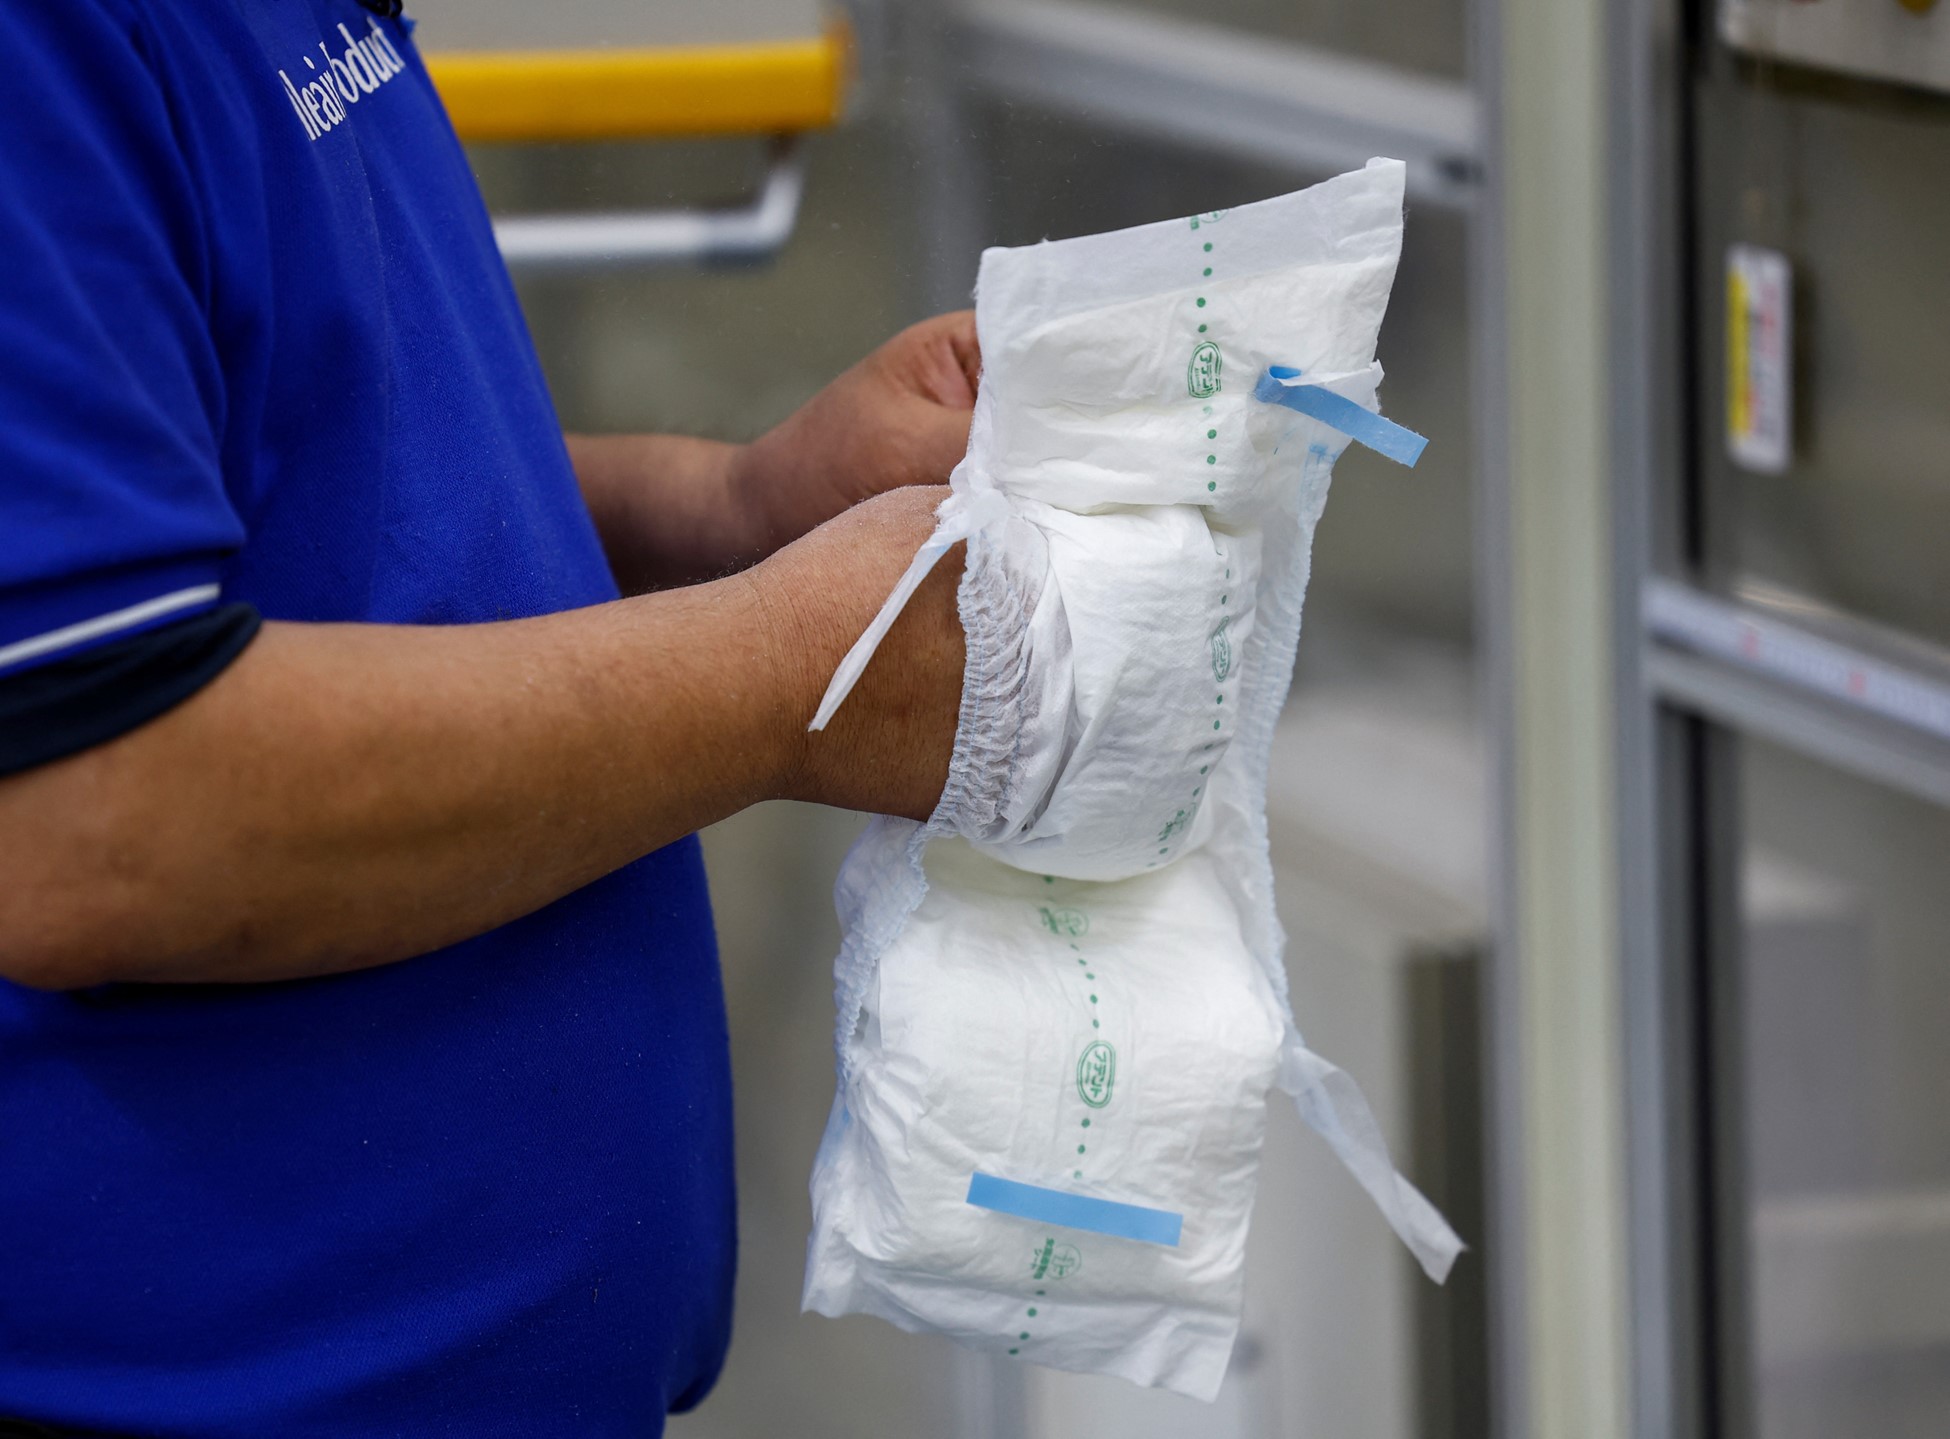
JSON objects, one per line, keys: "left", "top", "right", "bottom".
{"left": 566, "top": 313, "right": 977, "bottom": 595}
{"left": 752, "top": 484, "right": 965, "bottom": 822}
{"left": 733, "top": 312, "right": 979, "bottom": 556}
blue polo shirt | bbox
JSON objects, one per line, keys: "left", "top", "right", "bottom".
{"left": 0, "top": 3, "right": 735, "bottom": 1433}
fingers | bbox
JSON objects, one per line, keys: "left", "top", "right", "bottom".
{"left": 893, "top": 311, "right": 981, "bottom": 411}
{"left": 935, "top": 309, "right": 982, "bottom": 399}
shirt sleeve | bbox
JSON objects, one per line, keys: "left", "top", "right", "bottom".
{"left": 0, "top": 0, "right": 245, "bottom": 681}
{"left": 0, "top": 602, "right": 261, "bottom": 777}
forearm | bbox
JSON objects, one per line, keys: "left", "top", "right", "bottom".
{"left": 0, "top": 580, "right": 784, "bottom": 986}
{"left": 569, "top": 432, "right": 770, "bottom": 593}
{"left": 0, "top": 490, "right": 960, "bottom": 988}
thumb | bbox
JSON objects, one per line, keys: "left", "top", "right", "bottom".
{"left": 904, "top": 395, "right": 976, "bottom": 482}
{"left": 905, "top": 311, "right": 981, "bottom": 410}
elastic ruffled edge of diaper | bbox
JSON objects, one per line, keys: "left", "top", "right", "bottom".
{"left": 829, "top": 514, "right": 1039, "bottom": 1084}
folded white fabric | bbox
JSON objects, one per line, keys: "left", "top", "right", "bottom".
{"left": 802, "top": 159, "right": 1463, "bottom": 1401}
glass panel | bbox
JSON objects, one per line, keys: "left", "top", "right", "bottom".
{"left": 1731, "top": 738, "right": 1950, "bottom": 1437}
{"left": 1691, "top": 59, "right": 1950, "bottom": 650}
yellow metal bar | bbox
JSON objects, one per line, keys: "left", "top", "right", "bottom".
{"left": 425, "top": 27, "right": 849, "bottom": 143}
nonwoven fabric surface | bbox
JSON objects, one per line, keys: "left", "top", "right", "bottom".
{"left": 802, "top": 159, "right": 1463, "bottom": 1401}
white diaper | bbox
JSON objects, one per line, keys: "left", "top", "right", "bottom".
{"left": 802, "top": 159, "right": 1462, "bottom": 1401}
{"left": 803, "top": 841, "right": 1285, "bottom": 1398}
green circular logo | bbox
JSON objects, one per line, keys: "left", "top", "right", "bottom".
{"left": 1031, "top": 1238, "right": 1083, "bottom": 1280}
{"left": 1039, "top": 906, "right": 1088, "bottom": 938}
{"left": 1211, "top": 617, "right": 1233, "bottom": 681}
{"left": 1075, "top": 1040, "right": 1117, "bottom": 1109}
{"left": 1187, "top": 341, "right": 1223, "bottom": 399}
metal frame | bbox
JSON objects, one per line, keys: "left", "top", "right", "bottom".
{"left": 1608, "top": 0, "right": 1706, "bottom": 1429}
{"left": 948, "top": 0, "right": 1480, "bottom": 209}
{"left": 1646, "top": 582, "right": 1950, "bottom": 757}
{"left": 1646, "top": 631, "right": 1950, "bottom": 1439}
{"left": 492, "top": 136, "right": 807, "bottom": 273}
{"left": 1466, "top": 5, "right": 1526, "bottom": 1435}
{"left": 1647, "top": 643, "right": 1950, "bottom": 811}
{"left": 1485, "top": 0, "right": 1642, "bottom": 1428}
{"left": 1612, "top": 6, "right": 1950, "bottom": 1439}
{"left": 1719, "top": 0, "right": 1950, "bottom": 98}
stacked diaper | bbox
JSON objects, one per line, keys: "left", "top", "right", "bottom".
{"left": 802, "top": 159, "right": 1461, "bottom": 1400}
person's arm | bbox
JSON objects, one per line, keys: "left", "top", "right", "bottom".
{"left": 570, "top": 312, "right": 981, "bottom": 592}
{"left": 0, "top": 487, "right": 961, "bottom": 992}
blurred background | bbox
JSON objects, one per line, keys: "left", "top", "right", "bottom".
{"left": 410, "top": 1, "right": 1950, "bottom": 1434}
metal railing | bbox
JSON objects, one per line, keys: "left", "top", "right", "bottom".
{"left": 949, "top": 0, "right": 1481, "bottom": 208}
{"left": 419, "top": 23, "right": 846, "bottom": 272}
{"left": 491, "top": 138, "right": 808, "bottom": 274}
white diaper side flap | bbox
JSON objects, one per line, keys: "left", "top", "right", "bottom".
{"left": 1278, "top": 1028, "right": 1465, "bottom": 1283}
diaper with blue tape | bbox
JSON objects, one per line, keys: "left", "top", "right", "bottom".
{"left": 802, "top": 159, "right": 1461, "bottom": 1401}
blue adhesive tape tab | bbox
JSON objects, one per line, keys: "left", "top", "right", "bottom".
{"left": 965, "top": 1172, "right": 1183, "bottom": 1247}
{"left": 1255, "top": 367, "right": 1428, "bottom": 468}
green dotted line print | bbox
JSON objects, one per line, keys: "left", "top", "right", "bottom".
{"left": 1195, "top": 247, "right": 1224, "bottom": 828}
{"left": 1009, "top": 880, "right": 1117, "bottom": 1357}
{"left": 1008, "top": 1285, "right": 1051, "bottom": 1357}
{"left": 1151, "top": 224, "right": 1229, "bottom": 875}
{"left": 1191, "top": 236, "right": 1222, "bottom": 488}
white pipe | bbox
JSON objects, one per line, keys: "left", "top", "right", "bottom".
{"left": 493, "top": 139, "right": 807, "bottom": 274}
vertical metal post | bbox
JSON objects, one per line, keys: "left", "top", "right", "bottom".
{"left": 1609, "top": 1, "right": 1715, "bottom": 1437}
{"left": 1481, "top": 0, "right": 1636, "bottom": 1435}
{"left": 1409, "top": 949, "right": 1493, "bottom": 1439}
{"left": 1468, "top": 0, "right": 1528, "bottom": 1431}
{"left": 1467, "top": 0, "right": 1528, "bottom": 1427}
